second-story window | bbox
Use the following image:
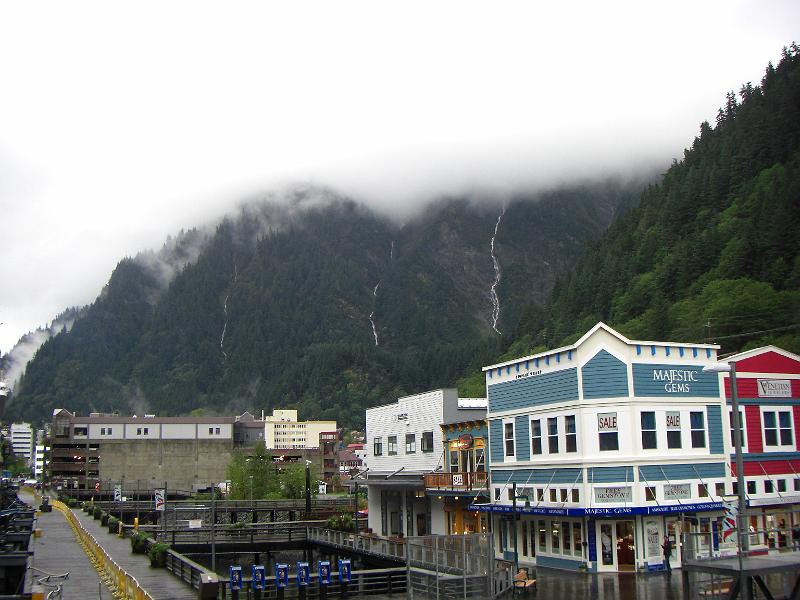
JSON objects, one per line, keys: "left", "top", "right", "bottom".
{"left": 504, "top": 422, "right": 515, "bottom": 457}
{"left": 729, "top": 410, "right": 746, "bottom": 448}
{"left": 388, "top": 436, "right": 397, "bottom": 455}
{"left": 406, "top": 433, "right": 416, "bottom": 454}
{"left": 598, "top": 412, "right": 619, "bottom": 451}
{"left": 641, "top": 411, "right": 657, "bottom": 449}
{"left": 421, "top": 431, "right": 434, "bottom": 452}
{"left": 530, "top": 419, "right": 542, "bottom": 455}
{"left": 764, "top": 410, "right": 793, "bottom": 447}
{"left": 548, "top": 418, "right": 559, "bottom": 453}
{"left": 690, "top": 411, "right": 706, "bottom": 448}
{"left": 666, "top": 411, "right": 682, "bottom": 449}
{"left": 373, "top": 437, "right": 383, "bottom": 456}
{"left": 565, "top": 415, "right": 577, "bottom": 453}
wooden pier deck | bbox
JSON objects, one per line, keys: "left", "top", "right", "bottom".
{"left": 71, "top": 505, "right": 198, "bottom": 600}
{"left": 25, "top": 496, "right": 107, "bottom": 600}
{"left": 22, "top": 491, "right": 197, "bottom": 600}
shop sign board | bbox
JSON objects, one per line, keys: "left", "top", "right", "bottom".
{"left": 758, "top": 379, "right": 791, "bottom": 397}
{"left": 664, "top": 483, "right": 691, "bottom": 500}
{"left": 594, "top": 486, "right": 632, "bottom": 503}
{"left": 469, "top": 500, "right": 725, "bottom": 517}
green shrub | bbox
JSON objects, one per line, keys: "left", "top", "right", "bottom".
{"left": 148, "top": 542, "right": 170, "bottom": 568}
{"left": 101, "top": 513, "right": 109, "bottom": 526}
{"left": 93, "top": 506, "right": 102, "bottom": 519}
{"left": 131, "top": 532, "right": 150, "bottom": 554}
{"left": 107, "top": 516, "right": 119, "bottom": 532}
{"left": 326, "top": 513, "right": 354, "bottom": 532}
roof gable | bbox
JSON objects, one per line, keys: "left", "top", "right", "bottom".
{"left": 731, "top": 347, "right": 800, "bottom": 374}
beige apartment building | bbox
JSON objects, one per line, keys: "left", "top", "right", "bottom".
{"left": 263, "top": 409, "right": 337, "bottom": 450}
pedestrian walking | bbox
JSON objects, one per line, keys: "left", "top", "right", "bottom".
{"left": 662, "top": 535, "right": 673, "bottom": 573}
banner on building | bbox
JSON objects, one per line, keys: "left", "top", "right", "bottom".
{"left": 155, "top": 489, "right": 165, "bottom": 512}
{"left": 722, "top": 500, "right": 738, "bottom": 540}
{"left": 114, "top": 485, "right": 122, "bottom": 501}
{"left": 645, "top": 519, "right": 661, "bottom": 565}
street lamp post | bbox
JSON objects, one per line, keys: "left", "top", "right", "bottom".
{"left": 511, "top": 482, "right": 518, "bottom": 573}
{"left": 704, "top": 361, "right": 748, "bottom": 597}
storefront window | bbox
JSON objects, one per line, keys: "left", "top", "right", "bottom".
{"left": 729, "top": 410, "right": 746, "bottom": 447}
{"left": 690, "top": 411, "right": 706, "bottom": 448}
{"left": 763, "top": 410, "right": 793, "bottom": 446}
{"left": 598, "top": 412, "right": 619, "bottom": 451}
{"left": 548, "top": 418, "right": 559, "bottom": 453}
{"left": 530, "top": 419, "right": 542, "bottom": 455}
{"left": 573, "top": 522, "right": 583, "bottom": 558}
{"left": 421, "top": 431, "right": 434, "bottom": 452}
{"left": 600, "top": 523, "right": 614, "bottom": 565}
{"left": 666, "top": 412, "right": 682, "bottom": 448}
{"left": 641, "top": 411, "right": 657, "bottom": 449}
{"left": 565, "top": 415, "right": 577, "bottom": 452}
{"left": 475, "top": 447, "right": 486, "bottom": 472}
{"left": 504, "top": 422, "right": 515, "bottom": 457}
{"left": 551, "top": 522, "right": 560, "bottom": 552}
{"left": 562, "top": 521, "right": 571, "bottom": 553}
{"left": 538, "top": 520, "right": 547, "bottom": 551}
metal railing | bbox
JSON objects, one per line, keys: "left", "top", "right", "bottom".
{"left": 307, "top": 527, "right": 407, "bottom": 561}
{"left": 681, "top": 525, "right": 800, "bottom": 563}
{"left": 138, "top": 521, "right": 321, "bottom": 545}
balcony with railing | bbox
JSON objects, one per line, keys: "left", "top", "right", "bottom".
{"left": 424, "top": 471, "right": 488, "bottom": 492}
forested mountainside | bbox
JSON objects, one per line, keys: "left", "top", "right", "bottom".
{"left": 9, "top": 47, "right": 799, "bottom": 427}
{"left": 507, "top": 45, "right": 800, "bottom": 361}
{"left": 4, "top": 181, "right": 638, "bottom": 427}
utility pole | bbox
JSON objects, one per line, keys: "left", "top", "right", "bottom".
{"left": 211, "top": 482, "right": 217, "bottom": 573}
{"left": 512, "top": 482, "right": 518, "bottom": 573}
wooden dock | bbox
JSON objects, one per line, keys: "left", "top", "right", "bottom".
{"left": 22, "top": 491, "right": 198, "bottom": 600}
{"left": 71, "top": 505, "right": 198, "bottom": 600}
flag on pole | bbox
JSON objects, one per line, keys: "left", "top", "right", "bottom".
{"left": 155, "top": 489, "right": 165, "bottom": 512}
{"left": 722, "top": 500, "right": 738, "bottom": 540}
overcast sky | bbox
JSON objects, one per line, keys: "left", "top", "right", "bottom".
{"left": 0, "top": 1, "right": 798, "bottom": 354}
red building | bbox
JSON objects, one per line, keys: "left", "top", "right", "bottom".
{"left": 725, "top": 345, "right": 800, "bottom": 548}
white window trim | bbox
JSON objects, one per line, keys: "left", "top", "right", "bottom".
{"left": 761, "top": 406, "right": 795, "bottom": 452}
{"left": 689, "top": 408, "right": 707, "bottom": 449}
{"left": 639, "top": 409, "right": 659, "bottom": 452}
{"left": 502, "top": 418, "right": 516, "bottom": 463}
{"left": 728, "top": 408, "right": 748, "bottom": 453}
{"left": 529, "top": 417, "right": 543, "bottom": 458}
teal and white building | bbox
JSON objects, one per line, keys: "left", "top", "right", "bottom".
{"left": 475, "top": 323, "right": 733, "bottom": 572}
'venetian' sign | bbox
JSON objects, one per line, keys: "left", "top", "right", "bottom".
{"left": 758, "top": 379, "right": 791, "bottom": 398}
